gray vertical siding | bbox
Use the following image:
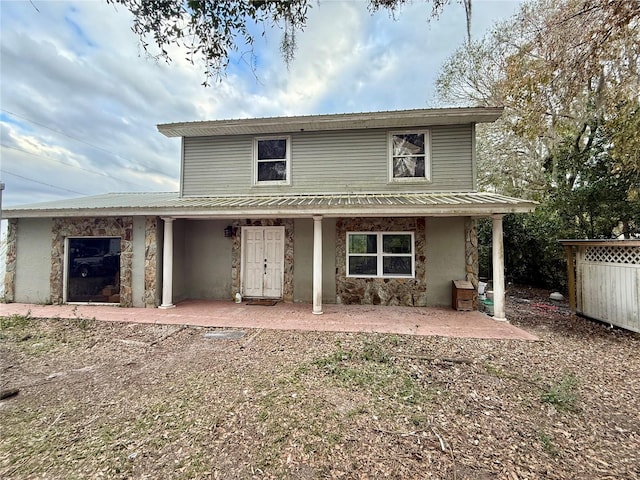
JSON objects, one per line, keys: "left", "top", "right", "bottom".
{"left": 181, "top": 125, "right": 474, "bottom": 196}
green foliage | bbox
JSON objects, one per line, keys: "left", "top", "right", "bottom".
{"left": 312, "top": 340, "right": 428, "bottom": 406}
{"left": 0, "top": 312, "right": 32, "bottom": 331}
{"left": 440, "top": 0, "right": 640, "bottom": 288}
{"left": 108, "top": 0, "right": 311, "bottom": 83}
{"left": 478, "top": 212, "right": 567, "bottom": 290}
{"left": 540, "top": 373, "right": 580, "bottom": 412}
{"left": 538, "top": 430, "right": 559, "bottom": 456}
{"left": 545, "top": 108, "right": 640, "bottom": 239}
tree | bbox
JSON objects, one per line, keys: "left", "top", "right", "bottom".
{"left": 438, "top": 0, "right": 640, "bottom": 288}
{"left": 108, "top": 0, "right": 471, "bottom": 84}
{"left": 438, "top": 0, "right": 639, "bottom": 231}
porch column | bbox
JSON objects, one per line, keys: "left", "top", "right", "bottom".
{"left": 312, "top": 215, "right": 323, "bottom": 314}
{"left": 492, "top": 214, "right": 507, "bottom": 321}
{"left": 159, "top": 217, "right": 175, "bottom": 309}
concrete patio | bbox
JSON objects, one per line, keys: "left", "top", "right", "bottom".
{"left": 0, "top": 300, "right": 537, "bottom": 340}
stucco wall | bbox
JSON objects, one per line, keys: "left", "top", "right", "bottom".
{"left": 425, "top": 217, "right": 467, "bottom": 306}
{"left": 172, "top": 219, "right": 188, "bottom": 303}
{"left": 12, "top": 218, "right": 53, "bottom": 304}
{"left": 293, "top": 218, "right": 337, "bottom": 303}
{"left": 182, "top": 220, "right": 233, "bottom": 300}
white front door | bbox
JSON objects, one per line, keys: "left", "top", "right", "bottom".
{"left": 242, "top": 226, "right": 284, "bottom": 298}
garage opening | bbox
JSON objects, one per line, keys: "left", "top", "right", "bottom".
{"left": 66, "top": 237, "right": 121, "bottom": 303}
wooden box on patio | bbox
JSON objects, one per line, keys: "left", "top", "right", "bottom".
{"left": 452, "top": 280, "right": 475, "bottom": 311}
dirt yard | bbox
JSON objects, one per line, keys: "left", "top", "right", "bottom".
{"left": 1, "top": 288, "right": 639, "bottom": 479}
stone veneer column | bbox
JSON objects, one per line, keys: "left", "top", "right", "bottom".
{"left": 3, "top": 219, "right": 17, "bottom": 302}
{"left": 144, "top": 217, "right": 158, "bottom": 307}
{"left": 159, "top": 217, "right": 175, "bottom": 309}
{"left": 464, "top": 217, "right": 479, "bottom": 308}
{"left": 312, "top": 215, "right": 323, "bottom": 314}
{"left": 492, "top": 214, "right": 507, "bottom": 321}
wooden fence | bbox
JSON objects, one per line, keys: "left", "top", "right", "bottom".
{"left": 561, "top": 240, "right": 640, "bottom": 332}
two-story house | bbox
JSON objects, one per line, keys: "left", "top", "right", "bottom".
{"left": 3, "top": 108, "right": 536, "bottom": 320}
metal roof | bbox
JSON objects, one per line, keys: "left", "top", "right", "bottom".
{"left": 157, "top": 107, "right": 504, "bottom": 138}
{"left": 5, "top": 191, "right": 536, "bottom": 219}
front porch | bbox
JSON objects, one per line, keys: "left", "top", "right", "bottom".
{"left": 0, "top": 300, "right": 537, "bottom": 340}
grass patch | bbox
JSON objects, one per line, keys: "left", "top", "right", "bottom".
{"left": 0, "top": 312, "right": 32, "bottom": 332}
{"left": 485, "top": 362, "right": 507, "bottom": 378}
{"left": 541, "top": 373, "right": 580, "bottom": 412}
{"left": 311, "top": 339, "right": 431, "bottom": 407}
{"left": 538, "top": 430, "right": 560, "bottom": 456}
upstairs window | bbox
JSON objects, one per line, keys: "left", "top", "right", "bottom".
{"left": 389, "top": 131, "right": 431, "bottom": 182}
{"left": 347, "top": 232, "right": 415, "bottom": 278}
{"left": 254, "top": 136, "right": 291, "bottom": 185}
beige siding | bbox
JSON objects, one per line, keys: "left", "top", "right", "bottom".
{"left": 182, "top": 125, "right": 474, "bottom": 196}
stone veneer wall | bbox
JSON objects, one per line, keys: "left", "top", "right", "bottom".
{"left": 464, "top": 217, "right": 479, "bottom": 308}
{"left": 336, "top": 217, "right": 427, "bottom": 306}
{"left": 50, "top": 217, "right": 134, "bottom": 306}
{"left": 144, "top": 217, "right": 158, "bottom": 307}
{"left": 231, "top": 219, "right": 294, "bottom": 302}
{"left": 3, "top": 219, "right": 18, "bottom": 302}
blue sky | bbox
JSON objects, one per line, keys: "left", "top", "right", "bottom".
{"left": 0, "top": 0, "right": 523, "bottom": 207}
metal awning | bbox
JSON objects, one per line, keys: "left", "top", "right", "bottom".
{"left": 5, "top": 191, "right": 537, "bottom": 219}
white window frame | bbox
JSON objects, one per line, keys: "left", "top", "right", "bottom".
{"left": 253, "top": 136, "right": 291, "bottom": 186}
{"left": 388, "top": 130, "right": 431, "bottom": 183}
{"left": 346, "top": 231, "right": 415, "bottom": 278}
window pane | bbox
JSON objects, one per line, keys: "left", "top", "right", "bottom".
{"left": 349, "top": 256, "right": 377, "bottom": 275}
{"left": 258, "top": 139, "right": 287, "bottom": 160}
{"left": 393, "top": 134, "right": 424, "bottom": 156}
{"left": 393, "top": 156, "right": 425, "bottom": 178}
{"left": 348, "top": 234, "right": 377, "bottom": 254}
{"left": 67, "top": 238, "right": 121, "bottom": 303}
{"left": 383, "top": 234, "right": 412, "bottom": 254}
{"left": 383, "top": 256, "right": 412, "bottom": 276}
{"left": 258, "top": 161, "right": 287, "bottom": 181}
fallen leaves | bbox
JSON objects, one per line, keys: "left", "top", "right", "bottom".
{"left": 0, "top": 288, "right": 639, "bottom": 479}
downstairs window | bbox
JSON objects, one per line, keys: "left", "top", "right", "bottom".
{"left": 347, "top": 232, "right": 414, "bottom": 278}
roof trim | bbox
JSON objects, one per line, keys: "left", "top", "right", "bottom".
{"left": 157, "top": 107, "right": 504, "bottom": 138}
{"left": 5, "top": 192, "right": 536, "bottom": 219}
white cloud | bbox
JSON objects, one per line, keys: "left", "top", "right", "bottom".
{"left": 0, "top": 0, "right": 522, "bottom": 207}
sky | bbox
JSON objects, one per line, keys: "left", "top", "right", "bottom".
{"left": 0, "top": 0, "right": 524, "bottom": 208}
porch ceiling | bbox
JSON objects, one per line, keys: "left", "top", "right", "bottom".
{"left": 5, "top": 191, "right": 537, "bottom": 219}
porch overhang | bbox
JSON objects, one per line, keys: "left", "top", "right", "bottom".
{"left": 4, "top": 192, "right": 537, "bottom": 219}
